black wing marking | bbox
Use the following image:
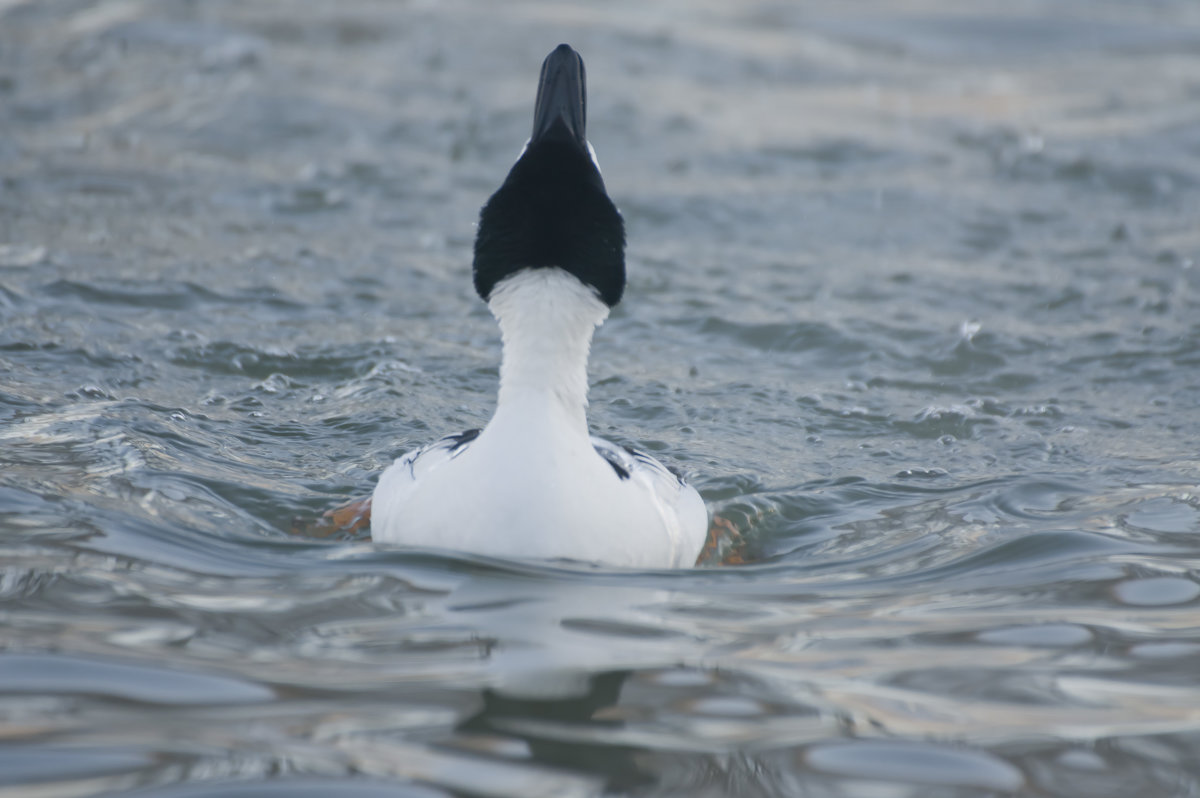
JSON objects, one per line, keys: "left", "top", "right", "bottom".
{"left": 595, "top": 443, "right": 631, "bottom": 480}
{"left": 626, "top": 445, "right": 686, "bottom": 484}
{"left": 591, "top": 437, "right": 690, "bottom": 486}
{"left": 403, "top": 428, "right": 481, "bottom": 479}
{"left": 446, "top": 428, "right": 481, "bottom": 452}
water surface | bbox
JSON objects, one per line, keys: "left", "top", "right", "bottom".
{"left": 2, "top": 1, "right": 1200, "bottom": 795}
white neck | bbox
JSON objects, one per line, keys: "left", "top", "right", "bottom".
{"left": 487, "top": 268, "right": 609, "bottom": 429}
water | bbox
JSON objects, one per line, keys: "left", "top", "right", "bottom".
{"left": 2, "top": 0, "right": 1200, "bottom": 795}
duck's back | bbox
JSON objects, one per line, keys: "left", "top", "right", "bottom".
{"left": 371, "top": 413, "right": 706, "bottom": 568}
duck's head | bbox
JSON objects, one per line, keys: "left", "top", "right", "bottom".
{"left": 473, "top": 44, "right": 626, "bottom": 308}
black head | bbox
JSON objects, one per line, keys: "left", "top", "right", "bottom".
{"left": 473, "top": 44, "right": 626, "bottom": 307}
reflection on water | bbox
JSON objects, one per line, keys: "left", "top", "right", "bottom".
{"left": 3, "top": 0, "right": 1200, "bottom": 795}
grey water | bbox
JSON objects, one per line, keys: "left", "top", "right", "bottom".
{"left": 2, "top": 1, "right": 1200, "bottom": 795}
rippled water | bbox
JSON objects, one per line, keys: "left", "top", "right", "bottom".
{"left": 3, "top": 1, "right": 1200, "bottom": 795}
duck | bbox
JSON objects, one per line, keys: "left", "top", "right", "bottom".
{"left": 370, "top": 44, "right": 708, "bottom": 568}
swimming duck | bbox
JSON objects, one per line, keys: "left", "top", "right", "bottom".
{"left": 370, "top": 44, "right": 707, "bottom": 568}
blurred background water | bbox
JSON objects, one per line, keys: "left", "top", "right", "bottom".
{"left": 2, "top": 1, "right": 1200, "bottom": 796}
